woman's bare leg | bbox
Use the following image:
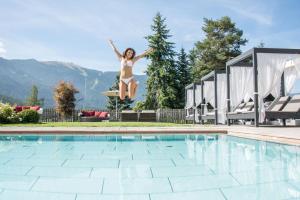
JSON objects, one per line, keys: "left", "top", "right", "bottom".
{"left": 128, "top": 80, "right": 137, "bottom": 99}
{"left": 119, "top": 81, "right": 126, "bottom": 100}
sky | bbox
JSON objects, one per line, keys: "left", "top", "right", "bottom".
{"left": 0, "top": 0, "right": 300, "bottom": 76}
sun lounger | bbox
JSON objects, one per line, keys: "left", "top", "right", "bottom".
{"left": 185, "top": 108, "right": 195, "bottom": 121}
{"left": 265, "top": 95, "right": 300, "bottom": 120}
{"left": 227, "top": 96, "right": 291, "bottom": 122}
{"left": 139, "top": 110, "right": 156, "bottom": 122}
{"left": 227, "top": 101, "right": 256, "bottom": 120}
{"left": 201, "top": 110, "right": 215, "bottom": 120}
{"left": 120, "top": 110, "right": 138, "bottom": 122}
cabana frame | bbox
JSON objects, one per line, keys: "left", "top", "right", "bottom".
{"left": 185, "top": 82, "right": 201, "bottom": 124}
{"left": 226, "top": 48, "right": 300, "bottom": 127}
{"left": 201, "top": 69, "right": 226, "bottom": 125}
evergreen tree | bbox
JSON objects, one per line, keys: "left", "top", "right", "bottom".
{"left": 26, "top": 85, "right": 44, "bottom": 106}
{"left": 176, "top": 48, "right": 191, "bottom": 108}
{"left": 144, "top": 12, "right": 178, "bottom": 109}
{"left": 191, "top": 16, "right": 247, "bottom": 81}
{"left": 257, "top": 41, "right": 265, "bottom": 48}
{"left": 106, "top": 74, "right": 133, "bottom": 110}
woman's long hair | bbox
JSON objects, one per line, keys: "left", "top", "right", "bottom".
{"left": 122, "top": 48, "right": 136, "bottom": 59}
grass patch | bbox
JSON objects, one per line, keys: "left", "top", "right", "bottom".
{"left": 0, "top": 122, "right": 191, "bottom": 127}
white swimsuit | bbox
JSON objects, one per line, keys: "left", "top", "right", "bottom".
{"left": 120, "top": 58, "right": 135, "bottom": 85}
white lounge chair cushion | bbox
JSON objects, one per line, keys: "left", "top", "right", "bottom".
{"left": 121, "top": 110, "right": 136, "bottom": 113}
{"left": 238, "top": 102, "right": 254, "bottom": 112}
{"left": 282, "top": 95, "right": 300, "bottom": 112}
{"left": 141, "top": 110, "right": 155, "bottom": 113}
{"left": 270, "top": 96, "right": 290, "bottom": 111}
{"left": 234, "top": 102, "right": 246, "bottom": 113}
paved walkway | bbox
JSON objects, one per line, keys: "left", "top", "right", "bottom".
{"left": 0, "top": 125, "right": 300, "bottom": 146}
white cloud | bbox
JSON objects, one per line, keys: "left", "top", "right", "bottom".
{"left": 214, "top": 0, "right": 273, "bottom": 26}
{"left": 0, "top": 41, "right": 7, "bottom": 56}
{"left": 229, "top": 5, "right": 273, "bottom": 26}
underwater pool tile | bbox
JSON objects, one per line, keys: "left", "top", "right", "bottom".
{"left": 0, "top": 165, "right": 32, "bottom": 176}
{"left": 0, "top": 174, "right": 38, "bottom": 190}
{"left": 103, "top": 177, "right": 172, "bottom": 194}
{"left": 76, "top": 194, "right": 149, "bottom": 200}
{"left": 6, "top": 158, "right": 65, "bottom": 167}
{"left": 32, "top": 177, "right": 103, "bottom": 193}
{"left": 151, "top": 165, "right": 213, "bottom": 177}
{"left": 0, "top": 134, "right": 299, "bottom": 198}
{"left": 222, "top": 181, "right": 300, "bottom": 200}
{"left": 120, "top": 159, "right": 174, "bottom": 168}
{"left": 64, "top": 159, "right": 119, "bottom": 168}
{"left": 91, "top": 167, "right": 152, "bottom": 178}
{"left": 170, "top": 174, "right": 240, "bottom": 192}
{"left": 0, "top": 190, "right": 75, "bottom": 200}
{"left": 150, "top": 190, "right": 225, "bottom": 200}
{"left": 28, "top": 166, "right": 92, "bottom": 178}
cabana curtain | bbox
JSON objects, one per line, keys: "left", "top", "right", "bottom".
{"left": 216, "top": 73, "right": 227, "bottom": 124}
{"left": 203, "top": 81, "right": 214, "bottom": 114}
{"left": 230, "top": 67, "right": 254, "bottom": 108}
{"left": 285, "top": 58, "right": 300, "bottom": 94}
{"left": 195, "top": 84, "right": 202, "bottom": 107}
{"left": 185, "top": 89, "right": 194, "bottom": 109}
{"left": 257, "top": 53, "right": 300, "bottom": 121}
{"left": 229, "top": 53, "right": 300, "bottom": 122}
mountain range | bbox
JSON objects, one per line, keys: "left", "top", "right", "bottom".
{"left": 0, "top": 57, "right": 147, "bottom": 108}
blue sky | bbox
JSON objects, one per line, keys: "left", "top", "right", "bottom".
{"left": 0, "top": 0, "right": 300, "bottom": 76}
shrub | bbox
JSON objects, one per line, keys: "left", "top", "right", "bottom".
{"left": 0, "top": 103, "right": 14, "bottom": 123}
{"left": 17, "top": 109, "right": 39, "bottom": 123}
{"left": 133, "top": 101, "right": 146, "bottom": 112}
{"left": 53, "top": 81, "right": 79, "bottom": 118}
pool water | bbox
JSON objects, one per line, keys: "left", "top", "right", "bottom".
{"left": 0, "top": 134, "right": 300, "bottom": 200}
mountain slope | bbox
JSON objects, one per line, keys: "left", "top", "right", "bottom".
{"left": 0, "top": 57, "right": 147, "bottom": 108}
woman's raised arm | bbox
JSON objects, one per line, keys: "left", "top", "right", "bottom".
{"left": 108, "top": 39, "right": 122, "bottom": 60}
{"left": 133, "top": 48, "right": 154, "bottom": 63}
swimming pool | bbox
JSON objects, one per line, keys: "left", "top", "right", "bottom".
{"left": 0, "top": 134, "right": 299, "bottom": 200}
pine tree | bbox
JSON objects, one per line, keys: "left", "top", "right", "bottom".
{"left": 26, "top": 85, "right": 44, "bottom": 106}
{"left": 176, "top": 48, "right": 191, "bottom": 108}
{"left": 106, "top": 74, "right": 133, "bottom": 110}
{"left": 191, "top": 16, "right": 247, "bottom": 80}
{"left": 144, "top": 12, "right": 178, "bottom": 109}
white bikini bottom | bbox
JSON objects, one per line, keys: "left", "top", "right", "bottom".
{"left": 120, "top": 76, "right": 134, "bottom": 85}
{"left": 120, "top": 77, "right": 139, "bottom": 85}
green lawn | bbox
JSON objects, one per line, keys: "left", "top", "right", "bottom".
{"left": 0, "top": 122, "right": 192, "bottom": 127}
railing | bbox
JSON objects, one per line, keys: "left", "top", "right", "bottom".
{"left": 39, "top": 108, "right": 187, "bottom": 124}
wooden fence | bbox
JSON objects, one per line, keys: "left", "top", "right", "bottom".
{"left": 156, "top": 109, "right": 186, "bottom": 124}
{"left": 39, "top": 108, "right": 187, "bottom": 124}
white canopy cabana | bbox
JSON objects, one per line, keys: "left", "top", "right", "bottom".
{"left": 227, "top": 48, "right": 300, "bottom": 127}
{"left": 185, "top": 88, "right": 194, "bottom": 109}
{"left": 201, "top": 70, "right": 227, "bottom": 124}
{"left": 195, "top": 84, "right": 202, "bottom": 107}
{"left": 284, "top": 57, "right": 300, "bottom": 93}
{"left": 185, "top": 82, "right": 202, "bottom": 123}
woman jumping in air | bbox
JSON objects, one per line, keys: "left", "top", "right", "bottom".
{"left": 108, "top": 39, "right": 153, "bottom": 100}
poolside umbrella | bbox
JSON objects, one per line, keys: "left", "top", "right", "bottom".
{"left": 101, "top": 90, "right": 128, "bottom": 120}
